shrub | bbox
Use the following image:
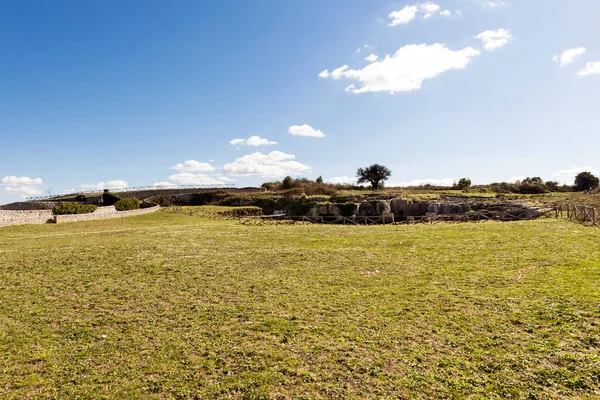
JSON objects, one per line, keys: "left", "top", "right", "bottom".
{"left": 455, "top": 178, "right": 472, "bottom": 189}
{"left": 53, "top": 203, "right": 97, "bottom": 215}
{"left": 282, "top": 176, "right": 294, "bottom": 190}
{"left": 574, "top": 171, "right": 599, "bottom": 192}
{"left": 114, "top": 198, "right": 142, "bottom": 211}
{"left": 102, "top": 190, "right": 121, "bottom": 206}
{"left": 75, "top": 194, "right": 87, "bottom": 202}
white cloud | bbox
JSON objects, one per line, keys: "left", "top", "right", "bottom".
{"left": 475, "top": 0, "right": 505, "bottom": 7}
{"left": 318, "top": 70, "right": 330, "bottom": 78}
{"left": 326, "top": 176, "right": 357, "bottom": 185}
{"left": 320, "top": 43, "right": 480, "bottom": 94}
{"left": 229, "top": 136, "right": 277, "bottom": 146}
{"left": 577, "top": 62, "right": 600, "bottom": 76}
{"left": 476, "top": 29, "right": 512, "bottom": 51}
{"left": 5, "top": 186, "right": 44, "bottom": 196}
{"left": 389, "top": 3, "right": 445, "bottom": 25}
{"left": 330, "top": 65, "right": 350, "bottom": 80}
{"left": 364, "top": 53, "right": 379, "bottom": 63}
{"left": 81, "top": 180, "right": 128, "bottom": 191}
{"left": 1, "top": 176, "right": 45, "bottom": 197}
{"left": 440, "top": 10, "right": 452, "bottom": 16}
{"left": 223, "top": 151, "right": 310, "bottom": 177}
{"left": 553, "top": 166, "right": 599, "bottom": 184}
{"left": 288, "top": 124, "right": 326, "bottom": 138}
{"left": 554, "top": 166, "right": 598, "bottom": 177}
{"left": 1, "top": 176, "right": 43, "bottom": 186}
{"left": 170, "top": 160, "right": 215, "bottom": 172}
{"left": 553, "top": 47, "right": 586, "bottom": 67}
{"left": 168, "top": 173, "right": 224, "bottom": 185}
{"left": 421, "top": 2, "right": 441, "bottom": 19}
{"left": 388, "top": 5, "right": 419, "bottom": 26}
{"left": 152, "top": 182, "right": 178, "bottom": 188}
{"left": 393, "top": 178, "right": 455, "bottom": 187}
{"left": 216, "top": 176, "right": 236, "bottom": 183}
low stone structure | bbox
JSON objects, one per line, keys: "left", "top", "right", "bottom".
{"left": 273, "top": 197, "right": 545, "bottom": 223}
{"left": 0, "top": 204, "right": 160, "bottom": 228}
{"left": 0, "top": 210, "right": 54, "bottom": 227}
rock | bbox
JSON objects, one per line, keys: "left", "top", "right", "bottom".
{"left": 390, "top": 198, "right": 409, "bottom": 215}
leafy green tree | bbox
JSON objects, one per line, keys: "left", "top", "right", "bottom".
{"left": 544, "top": 180, "right": 560, "bottom": 192}
{"left": 356, "top": 164, "right": 392, "bottom": 190}
{"left": 523, "top": 177, "right": 544, "bottom": 185}
{"left": 574, "top": 171, "right": 600, "bottom": 191}
{"left": 282, "top": 176, "right": 294, "bottom": 190}
{"left": 455, "top": 178, "right": 472, "bottom": 189}
{"left": 316, "top": 176, "right": 324, "bottom": 184}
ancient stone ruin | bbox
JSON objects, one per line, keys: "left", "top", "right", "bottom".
{"left": 282, "top": 196, "right": 548, "bottom": 224}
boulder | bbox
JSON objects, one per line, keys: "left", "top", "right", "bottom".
{"left": 390, "top": 198, "right": 409, "bottom": 215}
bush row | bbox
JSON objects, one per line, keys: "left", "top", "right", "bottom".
{"left": 52, "top": 203, "right": 97, "bottom": 215}
{"left": 115, "top": 198, "right": 142, "bottom": 211}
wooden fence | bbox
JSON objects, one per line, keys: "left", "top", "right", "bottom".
{"left": 555, "top": 204, "right": 600, "bottom": 227}
{"left": 239, "top": 215, "right": 395, "bottom": 226}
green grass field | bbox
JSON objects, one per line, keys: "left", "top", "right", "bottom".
{"left": 1, "top": 209, "right": 599, "bottom": 399}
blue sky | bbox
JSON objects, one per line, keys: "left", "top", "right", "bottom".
{"left": 1, "top": 0, "right": 599, "bottom": 203}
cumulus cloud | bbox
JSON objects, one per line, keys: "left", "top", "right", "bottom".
{"left": 168, "top": 173, "right": 224, "bottom": 185}
{"left": 170, "top": 160, "right": 215, "bottom": 172}
{"left": 326, "top": 176, "right": 357, "bottom": 185}
{"left": 388, "top": 5, "right": 419, "bottom": 26}
{"left": 319, "top": 43, "right": 480, "bottom": 94}
{"left": 440, "top": 10, "right": 452, "bottom": 16}
{"left": 421, "top": 2, "right": 441, "bottom": 19}
{"left": 553, "top": 47, "right": 586, "bottom": 67}
{"left": 223, "top": 151, "right": 310, "bottom": 177}
{"left": 288, "top": 124, "right": 326, "bottom": 138}
{"left": 81, "top": 180, "right": 128, "bottom": 191}
{"left": 364, "top": 53, "right": 379, "bottom": 63}
{"left": 6, "top": 186, "right": 44, "bottom": 196}
{"left": 2, "top": 176, "right": 43, "bottom": 186}
{"left": 578, "top": 62, "right": 600, "bottom": 76}
{"left": 392, "top": 178, "right": 455, "bottom": 187}
{"left": 388, "top": 2, "right": 446, "bottom": 25}
{"left": 230, "top": 136, "right": 277, "bottom": 146}
{"left": 476, "top": 29, "right": 512, "bottom": 51}
{"left": 1, "top": 176, "right": 44, "bottom": 197}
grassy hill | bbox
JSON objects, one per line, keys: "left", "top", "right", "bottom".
{"left": 0, "top": 209, "right": 598, "bottom": 398}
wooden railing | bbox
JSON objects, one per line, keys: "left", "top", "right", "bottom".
{"left": 555, "top": 204, "right": 599, "bottom": 227}
{"left": 239, "top": 215, "right": 394, "bottom": 225}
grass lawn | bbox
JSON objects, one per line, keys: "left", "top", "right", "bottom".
{"left": 0, "top": 209, "right": 598, "bottom": 399}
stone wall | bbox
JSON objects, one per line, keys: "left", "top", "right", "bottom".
{"left": 0, "top": 201, "right": 59, "bottom": 211}
{"left": 0, "top": 204, "right": 160, "bottom": 228}
{"left": 0, "top": 210, "right": 54, "bottom": 227}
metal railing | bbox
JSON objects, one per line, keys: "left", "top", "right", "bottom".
{"left": 25, "top": 184, "right": 235, "bottom": 201}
